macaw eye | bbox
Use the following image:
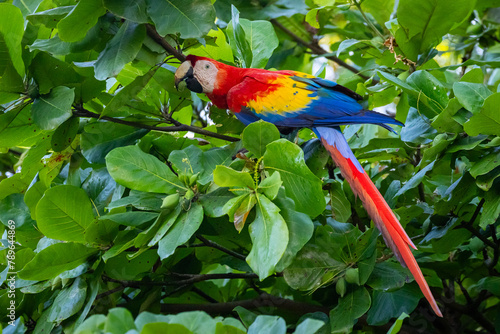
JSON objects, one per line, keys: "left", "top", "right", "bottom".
{"left": 205, "top": 64, "right": 210, "bottom": 69}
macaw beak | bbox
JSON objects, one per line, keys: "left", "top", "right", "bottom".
{"left": 174, "top": 61, "right": 203, "bottom": 93}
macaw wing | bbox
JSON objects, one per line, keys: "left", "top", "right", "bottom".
{"left": 226, "top": 73, "right": 402, "bottom": 129}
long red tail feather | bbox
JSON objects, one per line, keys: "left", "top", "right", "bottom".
{"left": 319, "top": 133, "right": 442, "bottom": 317}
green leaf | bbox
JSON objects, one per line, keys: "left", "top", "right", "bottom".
{"left": 0, "top": 105, "right": 44, "bottom": 148}
{"left": 294, "top": 318, "right": 326, "bottom": 334}
{"left": 0, "top": 194, "right": 35, "bottom": 228}
{"left": 103, "top": 0, "right": 149, "bottom": 23}
{"left": 188, "top": 28, "right": 234, "bottom": 62}
{"left": 453, "top": 82, "right": 492, "bottom": 114}
{"left": 394, "top": 160, "right": 435, "bottom": 198}
{"left": 386, "top": 312, "right": 410, "bottom": 334}
{"left": 36, "top": 185, "right": 94, "bottom": 242}
{"left": 48, "top": 277, "right": 87, "bottom": 323}
{"left": 147, "top": 0, "right": 216, "bottom": 39}
{"left": 57, "top": 0, "right": 106, "bottom": 42}
{"left": 330, "top": 287, "right": 371, "bottom": 333}
{"left": 246, "top": 194, "right": 289, "bottom": 280}
{"left": 227, "top": 11, "right": 279, "bottom": 68}
{"left": 274, "top": 190, "right": 314, "bottom": 272}
{"left": 213, "top": 165, "right": 255, "bottom": 190}
{"left": 104, "top": 308, "right": 136, "bottom": 334}
{"left": 0, "top": 4, "right": 25, "bottom": 77}
{"left": 81, "top": 122, "right": 148, "bottom": 164}
{"left": 329, "top": 181, "right": 351, "bottom": 223}
{"left": 199, "top": 188, "right": 235, "bottom": 218}
{"left": 480, "top": 188, "right": 500, "bottom": 229}
{"left": 101, "top": 68, "right": 157, "bottom": 116}
{"left": 227, "top": 5, "right": 252, "bottom": 68}
{"left": 32, "top": 86, "right": 75, "bottom": 130}
{"left": 396, "top": 0, "right": 474, "bottom": 53}
{"left": 158, "top": 202, "right": 204, "bottom": 259}
{"left": 103, "top": 212, "right": 158, "bottom": 226}
{"left": 27, "top": 6, "right": 73, "bottom": 28}
{"left": 258, "top": 172, "right": 282, "bottom": 200}
{"left": 106, "top": 145, "right": 185, "bottom": 194}
{"left": 367, "top": 285, "right": 421, "bottom": 326}
{"left": 94, "top": 22, "right": 146, "bottom": 80}
{"left": 104, "top": 250, "right": 158, "bottom": 280}
{"left": 464, "top": 93, "right": 500, "bottom": 136}
{"left": 366, "top": 262, "right": 410, "bottom": 291}
{"left": 18, "top": 243, "right": 98, "bottom": 281}
{"left": 470, "top": 152, "right": 500, "bottom": 178}
{"left": 248, "top": 315, "right": 286, "bottom": 334}
{"left": 361, "top": 0, "right": 395, "bottom": 27}
{"left": 263, "top": 139, "right": 325, "bottom": 217}
{"left": 242, "top": 120, "right": 280, "bottom": 157}
{"left": 51, "top": 117, "right": 79, "bottom": 152}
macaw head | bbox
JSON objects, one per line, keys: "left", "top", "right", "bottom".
{"left": 175, "top": 55, "right": 220, "bottom": 94}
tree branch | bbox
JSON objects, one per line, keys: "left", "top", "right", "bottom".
{"left": 459, "top": 199, "right": 496, "bottom": 248}
{"left": 271, "top": 19, "right": 373, "bottom": 82}
{"left": 73, "top": 106, "right": 239, "bottom": 142}
{"left": 160, "top": 293, "right": 330, "bottom": 315}
{"left": 102, "top": 272, "right": 273, "bottom": 287}
{"left": 146, "top": 24, "right": 186, "bottom": 62}
{"left": 196, "top": 235, "right": 247, "bottom": 261}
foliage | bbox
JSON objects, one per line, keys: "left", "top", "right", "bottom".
{"left": 1, "top": 0, "right": 500, "bottom": 333}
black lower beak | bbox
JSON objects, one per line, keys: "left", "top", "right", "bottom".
{"left": 176, "top": 67, "right": 203, "bottom": 93}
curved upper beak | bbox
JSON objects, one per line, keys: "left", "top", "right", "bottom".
{"left": 174, "top": 61, "right": 203, "bottom": 93}
{"left": 174, "top": 61, "right": 193, "bottom": 89}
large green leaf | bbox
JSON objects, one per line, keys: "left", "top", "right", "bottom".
{"left": 32, "top": 86, "right": 75, "bottom": 130}
{"left": 18, "top": 243, "right": 98, "bottom": 281}
{"left": 227, "top": 7, "right": 279, "bottom": 68}
{"left": 367, "top": 285, "right": 421, "bottom": 326}
{"left": 36, "top": 185, "right": 95, "bottom": 243}
{"left": 274, "top": 190, "right": 314, "bottom": 272}
{"left": 48, "top": 277, "right": 87, "bottom": 323}
{"left": 263, "top": 139, "right": 325, "bottom": 217}
{"left": 246, "top": 194, "right": 289, "bottom": 280}
{"left": 27, "top": 6, "right": 73, "bottom": 28}
{"left": 103, "top": 0, "right": 149, "bottom": 23}
{"left": 242, "top": 120, "right": 280, "bottom": 157}
{"left": 94, "top": 21, "right": 146, "bottom": 80}
{"left": 147, "top": 0, "right": 216, "bottom": 39}
{"left": 0, "top": 4, "right": 25, "bottom": 77}
{"left": 464, "top": 93, "right": 500, "bottom": 136}
{"left": 106, "top": 145, "right": 185, "bottom": 194}
{"left": 57, "top": 0, "right": 106, "bottom": 42}
{"left": 101, "top": 68, "right": 157, "bottom": 116}
{"left": 248, "top": 315, "right": 286, "bottom": 334}
{"left": 213, "top": 165, "right": 255, "bottom": 190}
{"left": 453, "top": 82, "right": 492, "bottom": 114}
{"left": 330, "top": 287, "right": 371, "bottom": 333}
{"left": 158, "top": 202, "right": 204, "bottom": 259}
{"left": 81, "top": 122, "right": 148, "bottom": 164}
{"left": 396, "top": 0, "right": 474, "bottom": 54}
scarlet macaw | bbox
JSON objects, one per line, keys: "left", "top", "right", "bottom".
{"left": 175, "top": 55, "right": 442, "bottom": 317}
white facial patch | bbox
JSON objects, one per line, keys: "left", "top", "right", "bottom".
{"left": 193, "top": 60, "right": 219, "bottom": 94}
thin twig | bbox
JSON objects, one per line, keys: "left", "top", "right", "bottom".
{"left": 73, "top": 106, "right": 239, "bottom": 142}
{"left": 459, "top": 199, "right": 495, "bottom": 248}
{"left": 271, "top": 19, "right": 373, "bottom": 82}
{"left": 196, "top": 235, "right": 247, "bottom": 261}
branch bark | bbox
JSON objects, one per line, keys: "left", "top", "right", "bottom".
{"left": 73, "top": 106, "right": 239, "bottom": 142}
{"left": 271, "top": 19, "right": 373, "bottom": 82}
{"left": 146, "top": 24, "right": 186, "bottom": 62}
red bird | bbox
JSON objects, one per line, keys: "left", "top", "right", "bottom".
{"left": 175, "top": 55, "right": 442, "bottom": 317}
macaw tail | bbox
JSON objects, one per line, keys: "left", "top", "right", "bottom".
{"left": 315, "top": 127, "right": 442, "bottom": 317}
